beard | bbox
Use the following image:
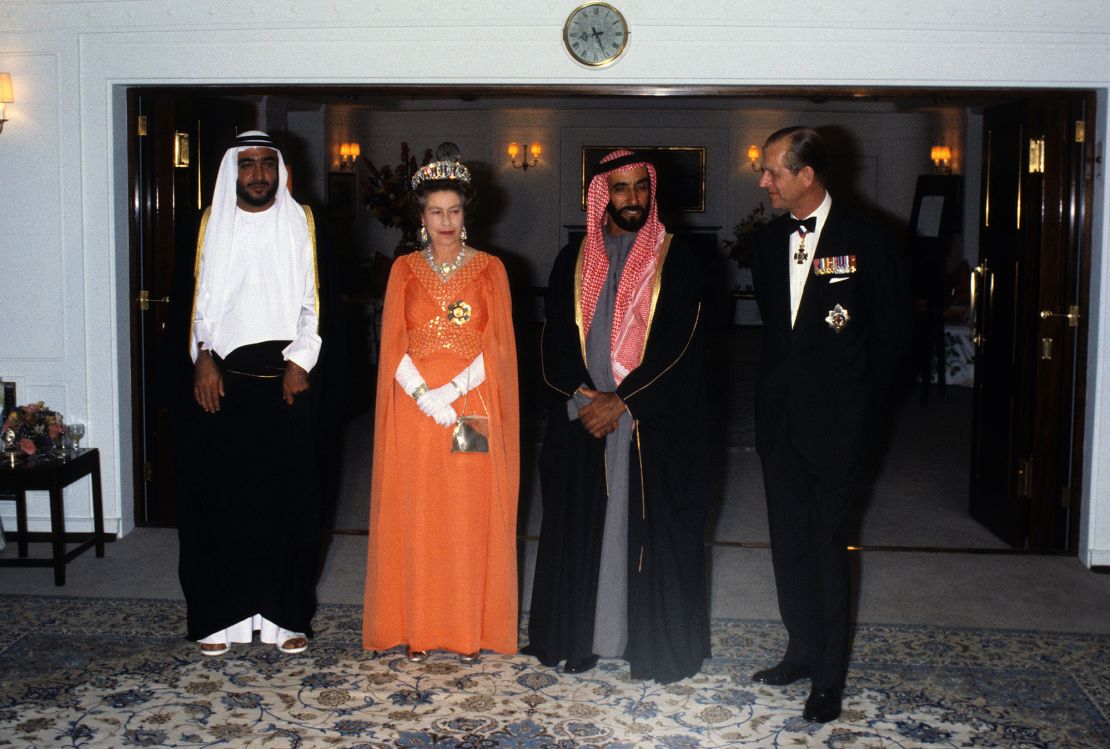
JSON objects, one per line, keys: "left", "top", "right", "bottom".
{"left": 606, "top": 198, "right": 650, "bottom": 232}
{"left": 236, "top": 179, "right": 279, "bottom": 208}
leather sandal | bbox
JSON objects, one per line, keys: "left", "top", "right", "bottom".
{"left": 278, "top": 636, "right": 308, "bottom": 654}
{"left": 200, "top": 642, "right": 229, "bottom": 657}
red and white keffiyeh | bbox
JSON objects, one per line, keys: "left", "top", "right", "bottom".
{"left": 580, "top": 150, "right": 666, "bottom": 385}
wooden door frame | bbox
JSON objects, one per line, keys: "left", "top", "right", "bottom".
{"left": 971, "top": 93, "right": 1095, "bottom": 552}
{"left": 1063, "top": 93, "right": 1095, "bottom": 553}
{"left": 1024, "top": 92, "right": 1096, "bottom": 552}
{"left": 128, "top": 89, "right": 185, "bottom": 527}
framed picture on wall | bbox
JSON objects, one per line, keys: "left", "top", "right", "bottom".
{"left": 580, "top": 146, "right": 706, "bottom": 212}
{"left": 328, "top": 172, "right": 357, "bottom": 220}
{"left": 908, "top": 174, "right": 961, "bottom": 239}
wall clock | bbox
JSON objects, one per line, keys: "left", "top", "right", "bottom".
{"left": 563, "top": 2, "right": 629, "bottom": 68}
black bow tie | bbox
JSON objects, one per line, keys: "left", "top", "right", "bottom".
{"left": 790, "top": 216, "right": 817, "bottom": 235}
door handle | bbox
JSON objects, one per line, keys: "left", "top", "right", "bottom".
{"left": 137, "top": 290, "right": 170, "bottom": 311}
{"left": 1039, "top": 305, "right": 1080, "bottom": 327}
{"left": 970, "top": 262, "right": 989, "bottom": 345}
{"left": 1041, "top": 338, "right": 1054, "bottom": 360}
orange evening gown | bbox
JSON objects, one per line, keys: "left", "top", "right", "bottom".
{"left": 362, "top": 251, "right": 520, "bottom": 654}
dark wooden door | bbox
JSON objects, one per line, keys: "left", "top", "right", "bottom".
{"left": 969, "top": 95, "right": 1093, "bottom": 550}
{"left": 129, "top": 89, "right": 256, "bottom": 526}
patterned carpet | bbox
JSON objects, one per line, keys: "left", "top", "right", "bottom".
{"left": 0, "top": 596, "right": 1107, "bottom": 748}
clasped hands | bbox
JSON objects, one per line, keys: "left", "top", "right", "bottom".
{"left": 397, "top": 353, "right": 485, "bottom": 429}
{"left": 415, "top": 383, "right": 459, "bottom": 428}
{"left": 577, "top": 386, "right": 627, "bottom": 439}
{"left": 194, "top": 350, "right": 308, "bottom": 414}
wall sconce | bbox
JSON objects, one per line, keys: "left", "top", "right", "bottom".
{"left": 339, "top": 142, "right": 360, "bottom": 171}
{"left": 930, "top": 145, "right": 952, "bottom": 174}
{"left": 0, "top": 73, "right": 13, "bottom": 135}
{"left": 508, "top": 141, "right": 542, "bottom": 171}
{"left": 746, "top": 144, "right": 761, "bottom": 172}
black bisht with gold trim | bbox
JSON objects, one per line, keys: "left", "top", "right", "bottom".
{"left": 526, "top": 235, "right": 711, "bottom": 684}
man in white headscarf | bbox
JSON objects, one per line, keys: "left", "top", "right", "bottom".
{"left": 524, "top": 150, "right": 711, "bottom": 683}
{"left": 175, "top": 130, "right": 323, "bottom": 657}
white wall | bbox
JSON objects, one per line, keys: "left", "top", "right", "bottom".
{"left": 0, "top": 0, "right": 1107, "bottom": 566}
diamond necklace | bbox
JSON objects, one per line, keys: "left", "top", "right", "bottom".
{"left": 425, "top": 244, "right": 467, "bottom": 280}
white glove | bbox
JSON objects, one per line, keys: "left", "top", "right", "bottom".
{"left": 450, "top": 353, "right": 486, "bottom": 395}
{"left": 417, "top": 382, "right": 459, "bottom": 417}
{"left": 394, "top": 354, "right": 426, "bottom": 397}
{"left": 396, "top": 354, "right": 455, "bottom": 426}
{"left": 428, "top": 403, "right": 458, "bottom": 428}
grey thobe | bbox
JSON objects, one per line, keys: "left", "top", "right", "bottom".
{"left": 568, "top": 231, "right": 636, "bottom": 658}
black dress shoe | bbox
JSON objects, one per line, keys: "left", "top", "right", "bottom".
{"left": 563, "top": 654, "right": 599, "bottom": 674}
{"left": 803, "top": 687, "right": 843, "bottom": 723}
{"left": 751, "top": 661, "right": 811, "bottom": 686}
{"left": 521, "top": 645, "right": 560, "bottom": 668}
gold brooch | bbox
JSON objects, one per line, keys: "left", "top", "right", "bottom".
{"left": 825, "top": 304, "right": 850, "bottom": 333}
{"left": 446, "top": 300, "right": 472, "bottom": 326}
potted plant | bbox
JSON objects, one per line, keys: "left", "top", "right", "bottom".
{"left": 721, "top": 202, "right": 770, "bottom": 288}
{"left": 362, "top": 143, "right": 433, "bottom": 255}
{"left": 722, "top": 203, "right": 770, "bottom": 325}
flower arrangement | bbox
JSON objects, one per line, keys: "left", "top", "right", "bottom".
{"left": 722, "top": 202, "right": 770, "bottom": 268}
{"left": 361, "top": 143, "right": 433, "bottom": 230}
{"left": 2, "top": 402, "right": 63, "bottom": 456}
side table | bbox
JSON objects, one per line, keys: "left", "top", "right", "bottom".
{"left": 0, "top": 447, "right": 106, "bottom": 585}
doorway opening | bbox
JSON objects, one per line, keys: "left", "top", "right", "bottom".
{"left": 126, "top": 85, "right": 1095, "bottom": 555}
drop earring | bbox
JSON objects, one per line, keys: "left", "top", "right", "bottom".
{"left": 419, "top": 225, "right": 429, "bottom": 246}
{"left": 460, "top": 225, "right": 468, "bottom": 243}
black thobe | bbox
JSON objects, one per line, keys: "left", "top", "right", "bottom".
{"left": 175, "top": 347, "right": 322, "bottom": 640}
{"left": 526, "top": 235, "right": 711, "bottom": 684}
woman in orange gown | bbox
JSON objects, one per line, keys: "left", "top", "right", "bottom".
{"left": 362, "top": 160, "right": 519, "bottom": 661}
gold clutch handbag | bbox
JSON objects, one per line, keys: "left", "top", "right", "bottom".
{"left": 451, "top": 414, "right": 489, "bottom": 453}
{"left": 451, "top": 373, "right": 489, "bottom": 454}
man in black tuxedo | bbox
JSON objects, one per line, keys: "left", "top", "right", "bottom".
{"left": 749, "top": 127, "right": 910, "bottom": 722}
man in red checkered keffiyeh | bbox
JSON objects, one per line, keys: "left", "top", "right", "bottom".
{"left": 579, "top": 149, "right": 666, "bottom": 386}
{"left": 526, "top": 148, "right": 711, "bottom": 685}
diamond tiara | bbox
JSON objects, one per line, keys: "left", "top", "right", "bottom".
{"left": 411, "top": 161, "right": 472, "bottom": 191}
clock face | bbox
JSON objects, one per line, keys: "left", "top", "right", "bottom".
{"left": 563, "top": 2, "right": 629, "bottom": 68}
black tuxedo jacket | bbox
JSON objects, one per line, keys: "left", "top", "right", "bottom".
{"left": 750, "top": 203, "right": 910, "bottom": 476}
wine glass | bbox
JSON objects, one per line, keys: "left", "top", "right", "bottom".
{"left": 52, "top": 414, "right": 66, "bottom": 457}
{"left": 70, "top": 423, "right": 85, "bottom": 452}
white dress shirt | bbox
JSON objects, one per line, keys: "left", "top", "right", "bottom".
{"left": 789, "top": 192, "right": 833, "bottom": 327}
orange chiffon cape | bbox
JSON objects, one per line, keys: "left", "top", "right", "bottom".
{"left": 362, "top": 251, "right": 520, "bottom": 654}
